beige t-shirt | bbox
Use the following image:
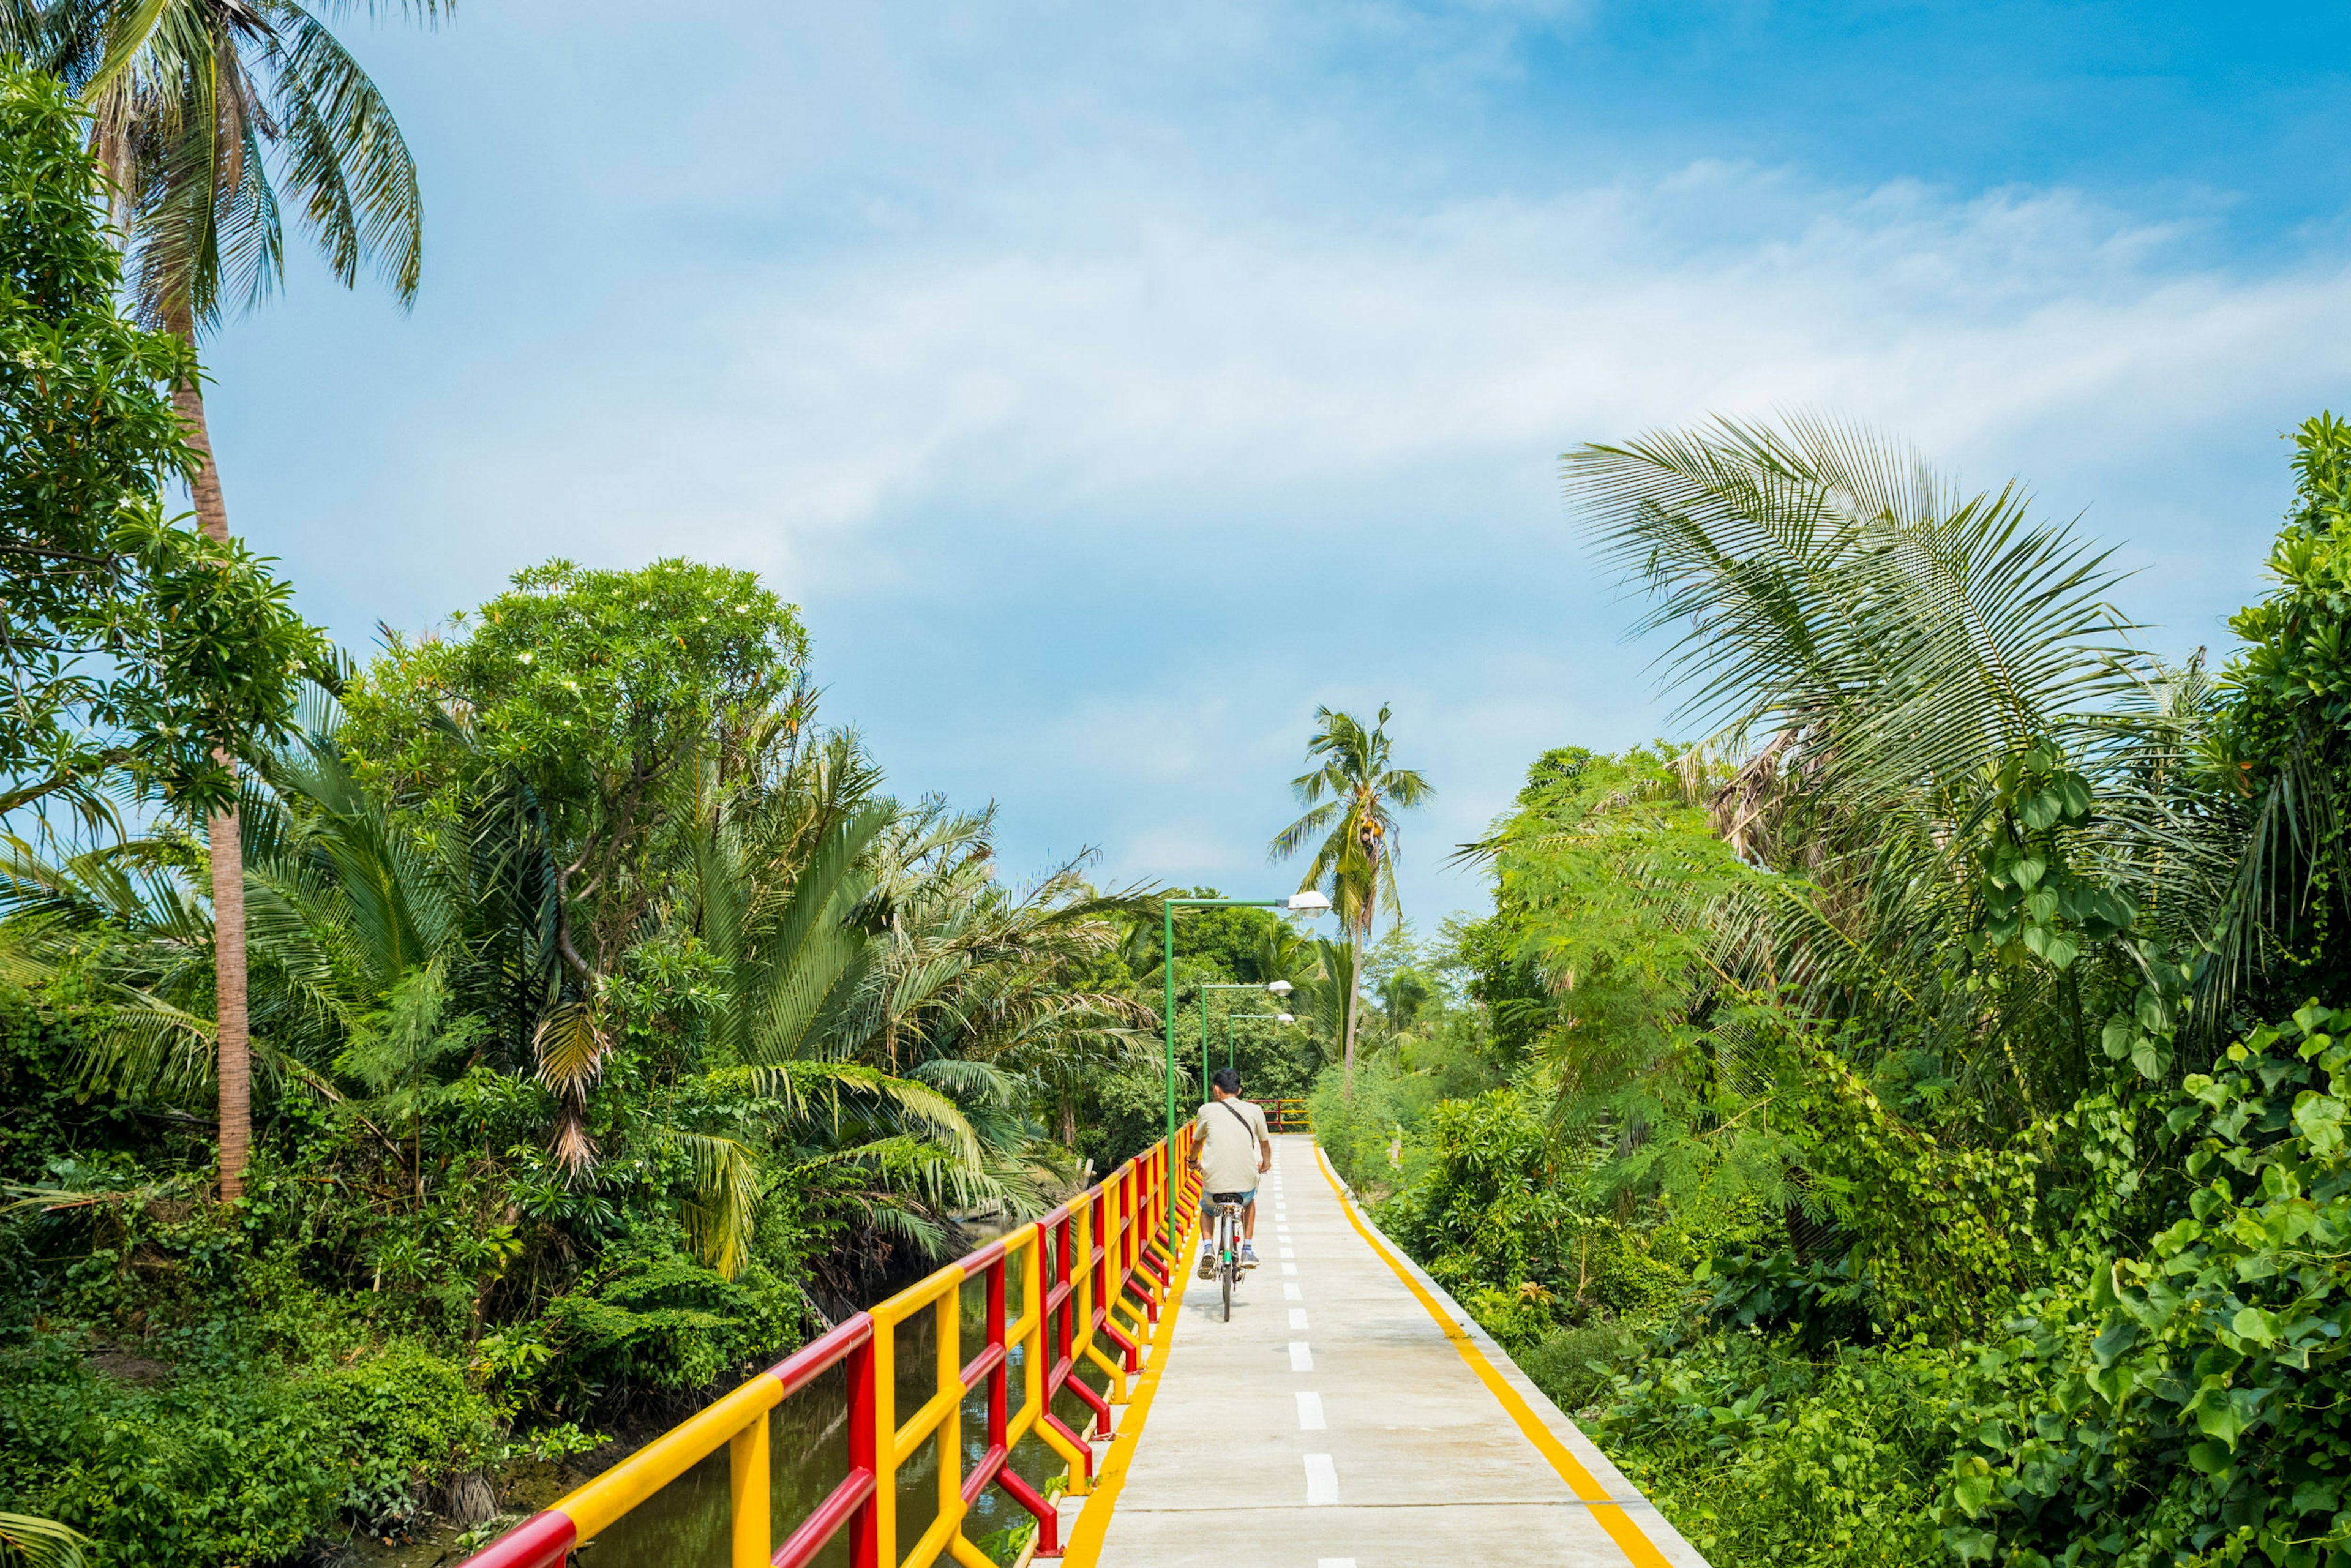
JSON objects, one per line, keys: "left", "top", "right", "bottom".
{"left": 1191, "top": 1097, "right": 1270, "bottom": 1195}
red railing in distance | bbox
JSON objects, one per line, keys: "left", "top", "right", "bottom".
{"left": 454, "top": 1127, "right": 1194, "bottom": 1568}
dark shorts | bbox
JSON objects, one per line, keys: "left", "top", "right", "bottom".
{"left": 1199, "top": 1190, "right": 1256, "bottom": 1220}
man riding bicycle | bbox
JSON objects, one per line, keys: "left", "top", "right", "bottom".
{"left": 1190, "top": 1067, "right": 1272, "bottom": 1277}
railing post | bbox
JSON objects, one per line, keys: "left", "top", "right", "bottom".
{"left": 729, "top": 1411, "right": 770, "bottom": 1568}
{"left": 872, "top": 1304, "right": 897, "bottom": 1568}
{"left": 848, "top": 1330, "right": 879, "bottom": 1568}
{"left": 935, "top": 1285, "right": 961, "bottom": 1550}
{"left": 985, "top": 1254, "right": 1008, "bottom": 1461}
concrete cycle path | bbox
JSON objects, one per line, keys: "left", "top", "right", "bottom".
{"left": 1074, "top": 1134, "right": 1708, "bottom": 1568}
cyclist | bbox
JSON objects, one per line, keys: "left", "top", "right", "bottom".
{"left": 1190, "top": 1067, "right": 1272, "bottom": 1278}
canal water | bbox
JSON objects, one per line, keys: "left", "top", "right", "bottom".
{"left": 569, "top": 1273, "right": 1110, "bottom": 1568}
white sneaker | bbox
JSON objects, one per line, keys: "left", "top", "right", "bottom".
{"left": 1196, "top": 1248, "right": 1215, "bottom": 1279}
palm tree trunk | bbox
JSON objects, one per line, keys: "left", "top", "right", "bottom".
{"left": 1342, "top": 928, "right": 1362, "bottom": 1092}
{"left": 174, "top": 379, "right": 251, "bottom": 1204}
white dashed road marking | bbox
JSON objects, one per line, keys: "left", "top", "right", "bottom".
{"left": 1288, "top": 1341, "right": 1313, "bottom": 1371}
{"left": 1303, "top": 1453, "right": 1340, "bottom": 1506}
{"left": 1295, "top": 1390, "right": 1324, "bottom": 1430}
{"left": 1289, "top": 1308, "right": 1308, "bottom": 1329}
{"left": 1282, "top": 1283, "right": 1302, "bottom": 1301}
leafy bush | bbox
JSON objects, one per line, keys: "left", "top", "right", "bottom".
{"left": 0, "top": 1333, "right": 491, "bottom": 1564}
{"left": 1697, "top": 1247, "right": 1878, "bottom": 1352}
{"left": 1938, "top": 1003, "right": 2351, "bottom": 1567}
{"left": 306, "top": 1343, "right": 498, "bottom": 1526}
{"left": 1594, "top": 1330, "right": 1957, "bottom": 1568}
{"left": 1308, "top": 1054, "right": 1442, "bottom": 1200}
{"left": 1517, "top": 1317, "right": 1644, "bottom": 1413}
{"left": 1374, "top": 1082, "right": 1739, "bottom": 1339}
{"left": 534, "top": 1229, "right": 808, "bottom": 1408}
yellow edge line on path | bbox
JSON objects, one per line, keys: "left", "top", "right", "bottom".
{"left": 1313, "top": 1146, "right": 1673, "bottom": 1568}
{"left": 1059, "top": 1225, "right": 1193, "bottom": 1567}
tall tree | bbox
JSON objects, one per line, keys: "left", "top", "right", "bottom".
{"left": 1269, "top": 704, "right": 1431, "bottom": 1084}
{"left": 6, "top": 0, "right": 435, "bottom": 1198}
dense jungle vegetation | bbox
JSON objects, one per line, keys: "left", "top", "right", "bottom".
{"left": 1315, "top": 416, "right": 2351, "bottom": 1568}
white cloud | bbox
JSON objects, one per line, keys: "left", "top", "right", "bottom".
{"left": 410, "top": 163, "right": 2347, "bottom": 604}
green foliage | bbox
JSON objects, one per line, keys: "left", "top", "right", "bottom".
{"left": 532, "top": 1231, "right": 808, "bottom": 1408}
{"left": 1515, "top": 1316, "right": 1644, "bottom": 1414}
{"left": 1963, "top": 741, "right": 2187, "bottom": 1086}
{"left": 6, "top": 0, "right": 433, "bottom": 334}
{"left": 345, "top": 558, "right": 804, "bottom": 808}
{"left": 1310, "top": 1053, "right": 1445, "bottom": 1201}
{"left": 1467, "top": 741, "right": 1796, "bottom": 1212}
{"left": 1374, "top": 1083, "right": 1744, "bottom": 1348}
{"left": 2203, "top": 412, "right": 2351, "bottom": 1023}
{"left": 342, "top": 557, "right": 809, "bottom": 975}
{"left": 1269, "top": 704, "right": 1434, "bottom": 1073}
{"left": 1778, "top": 1045, "right": 2045, "bottom": 1343}
{"left": 305, "top": 1344, "right": 498, "bottom": 1523}
{"left": 1938, "top": 1003, "right": 2351, "bottom": 1567}
{"left": 0, "top": 1511, "right": 88, "bottom": 1568}
{"left": 1451, "top": 910, "right": 1551, "bottom": 1068}
{"left": 1269, "top": 703, "right": 1433, "bottom": 940}
{"left": 1355, "top": 415, "right": 2351, "bottom": 1568}
{"left": 1593, "top": 1331, "right": 1956, "bottom": 1567}
{"left": 1695, "top": 1248, "right": 1878, "bottom": 1353}
{"left": 0, "top": 66, "right": 318, "bottom": 821}
{"left": 1166, "top": 893, "right": 1286, "bottom": 983}
{"left": 0, "top": 1334, "right": 492, "bottom": 1564}
{"left": 2222, "top": 413, "right": 2351, "bottom": 739}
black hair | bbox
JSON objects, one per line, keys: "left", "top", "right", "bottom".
{"left": 1210, "top": 1067, "right": 1242, "bottom": 1095}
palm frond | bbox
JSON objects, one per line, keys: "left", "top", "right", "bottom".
{"left": 0, "top": 1510, "right": 89, "bottom": 1568}
{"left": 669, "top": 1130, "right": 764, "bottom": 1280}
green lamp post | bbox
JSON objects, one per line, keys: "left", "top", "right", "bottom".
{"left": 1161, "top": 891, "right": 1330, "bottom": 1236}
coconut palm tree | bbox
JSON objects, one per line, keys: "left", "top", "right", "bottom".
{"left": 1269, "top": 705, "right": 1431, "bottom": 1084}
{"left": 1557, "top": 415, "right": 2235, "bottom": 1122}
{"left": 4, "top": 0, "right": 435, "bottom": 1199}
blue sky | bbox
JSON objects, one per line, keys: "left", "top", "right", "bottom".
{"left": 201, "top": 0, "right": 2351, "bottom": 931}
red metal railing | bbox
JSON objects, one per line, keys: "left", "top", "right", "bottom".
{"left": 456, "top": 1128, "right": 1198, "bottom": 1568}
{"left": 1250, "top": 1097, "right": 1312, "bottom": 1135}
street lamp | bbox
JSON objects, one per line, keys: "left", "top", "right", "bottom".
{"left": 1161, "top": 891, "right": 1333, "bottom": 1236}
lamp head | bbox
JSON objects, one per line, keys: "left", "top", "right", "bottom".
{"left": 1286, "top": 890, "right": 1332, "bottom": 916}
{"left": 1265, "top": 979, "right": 1293, "bottom": 996}
{"left": 1277, "top": 1013, "right": 1294, "bottom": 1024}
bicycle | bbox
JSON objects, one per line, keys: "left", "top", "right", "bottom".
{"left": 1208, "top": 1198, "right": 1245, "bottom": 1321}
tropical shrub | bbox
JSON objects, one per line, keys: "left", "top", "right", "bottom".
{"left": 1594, "top": 1330, "right": 1956, "bottom": 1568}
{"left": 1940, "top": 1003, "right": 2351, "bottom": 1567}
{"left": 0, "top": 1334, "right": 493, "bottom": 1564}
{"left": 532, "top": 1230, "right": 808, "bottom": 1409}
{"left": 1376, "top": 1083, "right": 1742, "bottom": 1345}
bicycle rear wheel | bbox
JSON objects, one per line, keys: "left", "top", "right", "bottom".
{"left": 1219, "top": 1210, "right": 1235, "bottom": 1321}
